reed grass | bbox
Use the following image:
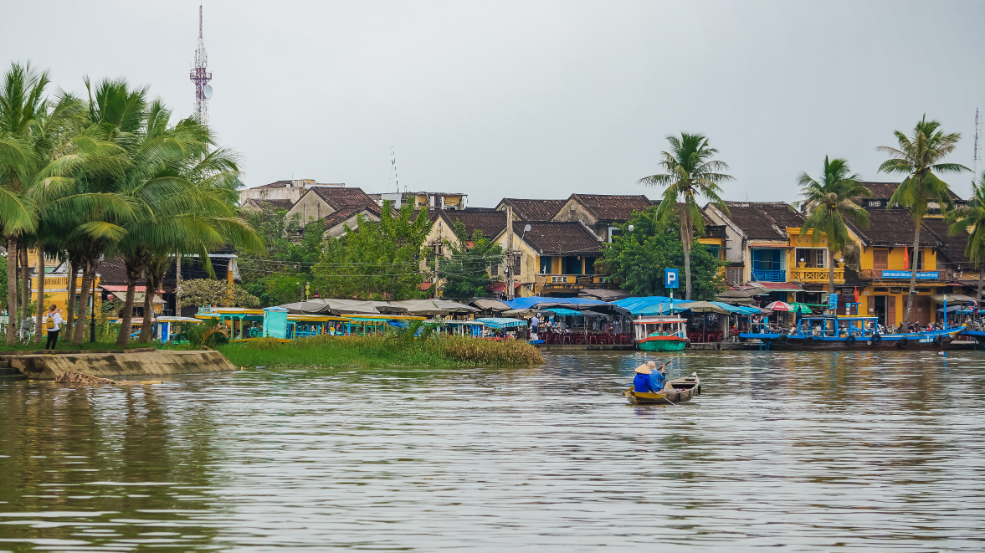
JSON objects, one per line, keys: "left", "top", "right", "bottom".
{"left": 217, "top": 334, "right": 543, "bottom": 369}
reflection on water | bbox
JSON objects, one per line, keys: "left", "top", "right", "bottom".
{"left": 1, "top": 351, "right": 984, "bottom": 551}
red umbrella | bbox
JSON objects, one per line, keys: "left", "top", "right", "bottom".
{"left": 764, "top": 301, "right": 793, "bottom": 312}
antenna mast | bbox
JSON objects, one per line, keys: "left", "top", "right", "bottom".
{"left": 391, "top": 146, "right": 399, "bottom": 192}
{"left": 190, "top": 3, "right": 213, "bottom": 125}
{"left": 975, "top": 108, "right": 981, "bottom": 177}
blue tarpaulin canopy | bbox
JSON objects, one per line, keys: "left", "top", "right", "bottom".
{"left": 611, "top": 296, "right": 692, "bottom": 315}
{"left": 476, "top": 317, "right": 527, "bottom": 329}
{"left": 506, "top": 296, "right": 611, "bottom": 310}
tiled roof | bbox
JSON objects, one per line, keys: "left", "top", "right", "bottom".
{"left": 844, "top": 208, "right": 943, "bottom": 247}
{"left": 569, "top": 194, "right": 653, "bottom": 222}
{"left": 721, "top": 202, "right": 805, "bottom": 240}
{"left": 514, "top": 222, "right": 602, "bottom": 256}
{"left": 498, "top": 198, "right": 566, "bottom": 221}
{"left": 440, "top": 210, "right": 508, "bottom": 240}
{"left": 922, "top": 217, "right": 970, "bottom": 265}
{"left": 862, "top": 181, "right": 962, "bottom": 201}
{"left": 246, "top": 198, "right": 294, "bottom": 211}
{"left": 98, "top": 256, "right": 129, "bottom": 286}
{"left": 309, "top": 187, "right": 376, "bottom": 211}
{"left": 254, "top": 180, "right": 291, "bottom": 190}
{"left": 322, "top": 205, "right": 381, "bottom": 231}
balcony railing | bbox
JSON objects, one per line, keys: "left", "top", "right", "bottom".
{"left": 534, "top": 274, "right": 619, "bottom": 291}
{"left": 789, "top": 267, "right": 843, "bottom": 283}
{"left": 751, "top": 270, "right": 786, "bottom": 282}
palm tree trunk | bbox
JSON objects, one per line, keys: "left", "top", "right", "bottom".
{"left": 903, "top": 223, "right": 922, "bottom": 328}
{"left": 681, "top": 212, "right": 693, "bottom": 300}
{"left": 65, "top": 258, "right": 78, "bottom": 338}
{"left": 5, "top": 237, "right": 18, "bottom": 346}
{"left": 34, "top": 249, "right": 45, "bottom": 344}
{"left": 72, "top": 262, "right": 93, "bottom": 346}
{"left": 116, "top": 265, "right": 143, "bottom": 347}
{"left": 19, "top": 244, "right": 29, "bottom": 327}
{"left": 978, "top": 266, "right": 983, "bottom": 303}
{"left": 139, "top": 271, "right": 161, "bottom": 343}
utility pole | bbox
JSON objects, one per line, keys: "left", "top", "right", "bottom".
{"left": 433, "top": 254, "right": 439, "bottom": 299}
{"left": 506, "top": 206, "right": 514, "bottom": 300}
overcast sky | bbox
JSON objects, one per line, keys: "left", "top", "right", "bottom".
{"left": 3, "top": 0, "right": 984, "bottom": 207}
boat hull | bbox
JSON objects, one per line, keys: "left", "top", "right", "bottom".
{"left": 624, "top": 373, "right": 700, "bottom": 405}
{"left": 739, "top": 326, "right": 965, "bottom": 351}
{"left": 638, "top": 337, "right": 687, "bottom": 352}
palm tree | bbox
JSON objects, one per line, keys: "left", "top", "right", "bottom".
{"left": 878, "top": 115, "right": 968, "bottom": 328}
{"left": 639, "top": 133, "right": 732, "bottom": 299}
{"left": 798, "top": 157, "right": 870, "bottom": 302}
{"left": 947, "top": 171, "right": 985, "bottom": 303}
{"left": 0, "top": 63, "right": 44, "bottom": 344}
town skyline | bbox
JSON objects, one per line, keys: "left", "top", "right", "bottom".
{"left": 2, "top": 0, "right": 984, "bottom": 206}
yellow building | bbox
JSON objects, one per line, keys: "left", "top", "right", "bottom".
{"left": 491, "top": 221, "right": 612, "bottom": 297}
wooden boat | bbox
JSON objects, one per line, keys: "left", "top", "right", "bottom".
{"left": 633, "top": 316, "right": 687, "bottom": 352}
{"left": 740, "top": 315, "right": 965, "bottom": 351}
{"left": 624, "top": 372, "right": 700, "bottom": 405}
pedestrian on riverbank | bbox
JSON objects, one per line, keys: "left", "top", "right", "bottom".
{"left": 43, "top": 305, "right": 63, "bottom": 355}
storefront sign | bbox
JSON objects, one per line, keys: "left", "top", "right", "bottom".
{"left": 881, "top": 270, "right": 939, "bottom": 280}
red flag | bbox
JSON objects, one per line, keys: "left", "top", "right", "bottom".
{"left": 854, "top": 286, "right": 859, "bottom": 303}
{"left": 903, "top": 247, "right": 909, "bottom": 269}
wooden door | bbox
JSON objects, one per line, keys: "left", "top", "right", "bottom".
{"left": 887, "top": 296, "right": 896, "bottom": 327}
{"left": 873, "top": 249, "right": 889, "bottom": 271}
{"left": 913, "top": 295, "right": 931, "bottom": 326}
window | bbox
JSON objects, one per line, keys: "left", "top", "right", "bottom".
{"left": 491, "top": 264, "right": 499, "bottom": 277}
{"left": 584, "top": 256, "right": 596, "bottom": 275}
{"left": 540, "top": 256, "right": 552, "bottom": 274}
{"left": 608, "top": 227, "right": 622, "bottom": 243}
{"left": 562, "top": 256, "right": 582, "bottom": 275}
{"left": 795, "top": 248, "right": 826, "bottom": 268}
{"left": 751, "top": 249, "right": 785, "bottom": 281}
{"left": 873, "top": 249, "right": 889, "bottom": 270}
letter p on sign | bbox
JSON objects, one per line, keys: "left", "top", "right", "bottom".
{"left": 665, "top": 268, "right": 679, "bottom": 289}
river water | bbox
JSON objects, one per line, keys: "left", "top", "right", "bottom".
{"left": 1, "top": 351, "right": 984, "bottom": 551}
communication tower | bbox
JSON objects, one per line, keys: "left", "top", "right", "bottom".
{"left": 190, "top": 3, "right": 213, "bottom": 125}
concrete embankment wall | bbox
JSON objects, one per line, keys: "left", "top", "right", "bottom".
{"left": 9, "top": 350, "right": 237, "bottom": 380}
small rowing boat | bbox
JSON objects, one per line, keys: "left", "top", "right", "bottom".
{"left": 624, "top": 372, "right": 701, "bottom": 405}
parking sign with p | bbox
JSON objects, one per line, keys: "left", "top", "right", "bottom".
{"left": 665, "top": 268, "right": 679, "bottom": 289}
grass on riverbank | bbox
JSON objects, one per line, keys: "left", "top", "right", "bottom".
{"left": 217, "top": 334, "right": 544, "bottom": 369}
{"left": 0, "top": 340, "right": 160, "bottom": 352}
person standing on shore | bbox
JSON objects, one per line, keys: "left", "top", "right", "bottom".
{"left": 43, "top": 305, "right": 63, "bottom": 355}
{"left": 530, "top": 314, "right": 539, "bottom": 339}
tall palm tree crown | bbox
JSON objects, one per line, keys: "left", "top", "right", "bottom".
{"left": 878, "top": 115, "right": 967, "bottom": 328}
{"left": 639, "top": 132, "right": 731, "bottom": 300}
{"left": 798, "top": 156, "right": 870, "bottom": 299}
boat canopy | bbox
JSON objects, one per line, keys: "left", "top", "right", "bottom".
{"left": 475, "top": 317, "right": 527, "bottom": 329}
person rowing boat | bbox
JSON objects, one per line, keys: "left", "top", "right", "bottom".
{"left": 633, "top": 361, "right": 670, "bottom": 393}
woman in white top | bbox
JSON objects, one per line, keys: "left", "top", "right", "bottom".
{"left": 44, "top": 304, "right": 63, "bottom": 354}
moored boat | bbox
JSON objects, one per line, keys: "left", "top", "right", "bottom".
{"left": 624, "top": 372, "right": 701, "bottom": 405}
{"left": 633, "top": 316, "right": 687, "bottom": 352}
{"left": 740, "top": 315, "right": 964, "bottom": 350}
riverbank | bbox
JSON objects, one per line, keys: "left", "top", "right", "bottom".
{"left": 217, "top": 335, "right": 544, "bottom": 368}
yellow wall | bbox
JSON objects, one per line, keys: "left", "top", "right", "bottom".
{"left": 857, "top": 246, "right": 936, "bottom": 271}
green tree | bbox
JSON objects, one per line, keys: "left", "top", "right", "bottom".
{"left": 878, "top": 115, "right": 968, "bottom": 327}
{"left": 798, "top": 156, "right": 870, "bottom": 299}
{"left": 598, "top": 206, "right": 724, "bottom": 299}
{"left": 179, "top": 278, "right": 259, "bottom": 309}
{"left": 439, "top": 222, "right": 503, "bottom": 301}
{"left": 947, "top": 171, "right": 985, "bottom": 302}
{"left": 639, "top": 132, "right": 732, "bottom": 300}
{"left": 0, "top": 63, "right": 44, "bottom": 344}
{"left": 312, "top": 202, "right": 432, "bottom": 300}
{"left": 237, "top": 207, "right": 323, "bottom": 306}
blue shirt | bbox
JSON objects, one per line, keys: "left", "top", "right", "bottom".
{"left": 634, "top": 373, "right": 659, "bottom": 393}
{"left": 650, "top": 371, "right": 666, "bottom": 391}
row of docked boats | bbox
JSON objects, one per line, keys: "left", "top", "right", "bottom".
{"left": 738, "top": 315, "right": 966, "bottom": 350}
{"left": 631, "top": 313, "right": 979, "bottom": 351}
